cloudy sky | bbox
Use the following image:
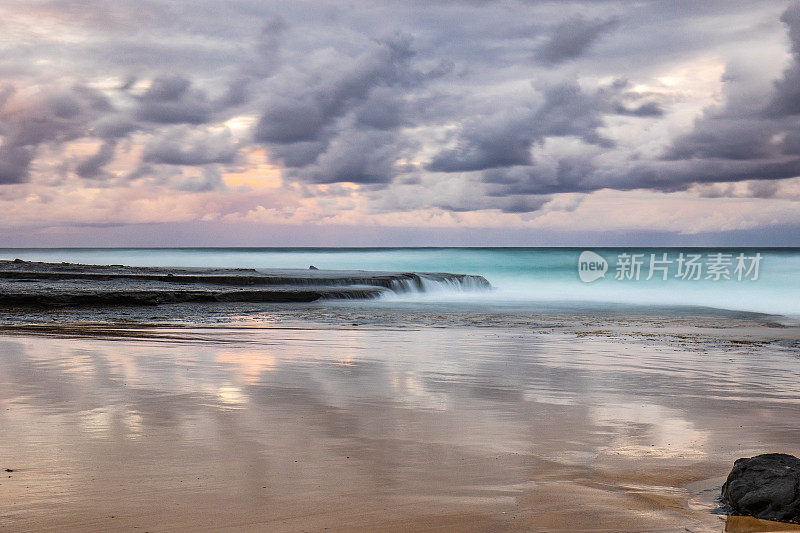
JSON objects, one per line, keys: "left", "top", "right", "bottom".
{"left": 1, "top": 0, "right": 800, "bottom": 246}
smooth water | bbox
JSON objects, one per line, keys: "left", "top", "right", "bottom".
{"left": 1, "top": 247, "right": 798, "bottom": 317}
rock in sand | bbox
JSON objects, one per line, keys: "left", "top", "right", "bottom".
{"left": 721, "top": 453, "right": 800, "bottom": 523}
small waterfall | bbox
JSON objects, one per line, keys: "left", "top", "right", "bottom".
{"left": 388, "top": 274, "right": 491, "bottom": 295}
{"left": 389, "top": 277, "right": 421, "bottom": 293}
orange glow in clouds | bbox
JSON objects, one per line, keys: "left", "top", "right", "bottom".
{"left": 223, "top": 149, "right": 283, "bottom": 189}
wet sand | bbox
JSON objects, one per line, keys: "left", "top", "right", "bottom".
{"left": 1, "top": 321, "right": 799, "bottom": 532}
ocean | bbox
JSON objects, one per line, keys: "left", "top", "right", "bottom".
{"left": 1, "top": 247, "right": 798, "bottom": 319}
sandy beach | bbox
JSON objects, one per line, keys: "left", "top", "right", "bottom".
{"left": 1, "top": 311, "right": 799, "bottom": 532}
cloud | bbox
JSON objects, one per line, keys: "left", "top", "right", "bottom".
{"left": 142, "top": 126, "right": 239, "bottom": 166}
{"left": 748, "top": 179, "right": 781, "bottom": 198}
{"left": 427, "top": 80, "right": 636, "bottom": 174}
{"left": 0, "top": 145, "right": 34, "bottom": 184}
{"left": 667, "top": 117, "right": 779, "bottom": 161}
{"left": 427, "top": 106, "right": 537, "bottom": 172}
{"left": 497, "top": 196, "right": 550, "bottom": 213}
{"left": 0, "top": 86, "right": 112, "bottom": 183}
{"left": 293, "top": 129, "right": 404, "bottom": 184}
{"left": 614, "top": 101, "right": 663, "bottom": 117}
{"left": 253, "top": 33, "right": 449, "bottom": 185}
{"left": 0, "top": 0, "right": 797, "bottom": 237}
{"left": 75, "top": 140, "right": 117, "bottom": 178}
{"left": 353, "top": 86, "right": 405, "bottom": 130}
{"left": 217, "top": 16, "right": 286, "bottom": 108}
{"left": 134, "top": 75, "right": 212, "bottom": 125}
{"left": 765, "top": 2, "right": 800, "bottom": 116}
{"left": 172, "top": 167, "right": 225, "bottom": 192}
{"left": 642, "top": 2, "right": 800, "bottom": 191}
{"left": 536, "top": 15, "right": 618, "bottom": 64}
{"left": 91, "top": 115, "right": 139, "bottom": 139}
{"left": 618, "top": 158, "right": 800, "bottom": 191}
{"left": 254, "top": 34, "right": 417, "bottom": 144}
{"left": 451, "top": 3, "right": 800, "bottom": 200}
{"left": 482, "top": 157, "right": 597, "bottom": 196}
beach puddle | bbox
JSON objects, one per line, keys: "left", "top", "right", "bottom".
{"left": 722, "top": 517, "right": 800, "bottom": 532}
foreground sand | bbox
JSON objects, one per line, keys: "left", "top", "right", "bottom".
{"left": 1, "top": 317, "right": 799, "bottom": 532}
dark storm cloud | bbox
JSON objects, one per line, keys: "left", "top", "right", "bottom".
{"left": 667, "top": 118, "right": 779, "bottom": 161}
{"left": 614, "top": 101, "right": 663, "bottom": 117}
{"left": 0, "top": 86, "right": 112, "bottom": 183}
{"left": 427, "top": 80, "right": 645, "bottom": 174}
{"left": 748, "top": 179, "right": 781, "bottom": 198}
{"left": 294, "top": 130, "right": 404, "bottom": 185}
{"left": 125, "top": 162, "right": 223, "bottom": 192}
{"left": 217, "top": 16, "right": 286, "bottom": 109}
{"left": 353, "top": 87, "right": 405, "bottom": 130}
{"left": 75, "top": 140, "right": 117, "bottom": 178}
{"left": 134, "top": 75, "right": 212, "bottom": 125}
{"left": 173, "top": 167, "right": 224, "bottom": 192}
{"left": 430, "top": 192, "right": 550, "bottom": 214}
{"left": 427, "top": 107, "right": 538, "bottom": 172}
{"left": 0, "top": 145, "right": 35, "bottom": 184}
{"left": 142, "top": 127, "right": 239, "bottom": 166}
{"left": 482, "top": 151, "right": 800, "bottom": 198}
{"left": 766, "top": 2, "right": 800, "bottom": 116}
{"left": 482, "top": 157, "right": 596, "bottom": 196}
{"left": 498, "top": 196, "right": 550, "bottom": 213}
{"left": 91, "top": 115, "right": 139, "bottom": 139}
{"left": 253, "top": 35, "right": 416, "bottom": 145}
{"left": 536, "top": 15, "right": 618, "bottom": 64}
{"left": 0, "top": 73, "right": 237, "bottom": 183}
{"left": 267, "top": 141, "right": 329, "bottom": 169}
{"left": 254, "top": 97, "right": 328, "bottom": 145}
{"left": 254, "top": 33, "right": 450, "bottom": 184}
{"left": 618, "top": 157, "right": 800, "bottom": 191}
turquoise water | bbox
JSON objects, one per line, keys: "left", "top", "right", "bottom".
{"left": 0, "top": 247, "right": 798, "bottom": 317}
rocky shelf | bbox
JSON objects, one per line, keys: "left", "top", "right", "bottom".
{"left": 0, "top": 260, "right": 491, "bottom": 306}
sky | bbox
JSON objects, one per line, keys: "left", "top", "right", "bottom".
{"left": 1, "top": 0, "right": 800, "bottom": 246}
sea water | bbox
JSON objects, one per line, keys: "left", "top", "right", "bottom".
{"left": 0, "top": 247, "right": 798, "bottom": 318}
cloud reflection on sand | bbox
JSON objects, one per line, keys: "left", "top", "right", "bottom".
{"left": 0, "top": 326, "right": 799, "bottom": 531}
{"left": 592, "top": 402, "right": 709, "bottom": 460}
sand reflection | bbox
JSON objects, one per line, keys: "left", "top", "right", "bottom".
{"left": 592, "top": 402, "right": 710, "bottom": 459}
{"left": 216, "top": 349, "right": 277, "bottom": 384}
{"left": 0, "top": 326, "right": 798, "bottom": 531}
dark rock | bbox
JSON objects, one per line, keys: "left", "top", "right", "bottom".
{"left": 12, "top": 258, "right": 23, "bottom": 263}
{"left": 721, "top": 453, "right": 800, "bottom": 523}
{"left": 309, "top": 265, "right": 318, "bottom": 270}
